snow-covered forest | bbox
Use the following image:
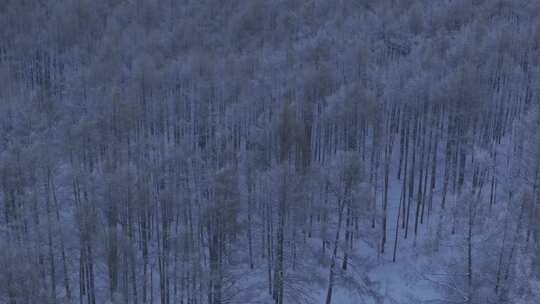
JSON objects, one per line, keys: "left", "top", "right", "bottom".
{"left": 1, "top": 0, "right": 540, "bottom": 303}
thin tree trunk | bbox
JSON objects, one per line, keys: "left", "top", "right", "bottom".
{"left": 325, "top": 199, "right": 345, "bottom": 304}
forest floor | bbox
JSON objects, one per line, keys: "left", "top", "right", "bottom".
{"left": 242, "top": 171, "right": 454, "bottom": 304}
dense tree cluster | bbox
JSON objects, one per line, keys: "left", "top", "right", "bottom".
{"left": 1, "top": 0, "right": 540, "bottom": 303}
